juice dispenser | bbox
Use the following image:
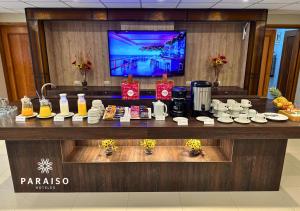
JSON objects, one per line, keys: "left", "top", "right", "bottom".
{"left": 39, "top": 83, "right": 56, "bottom": 118}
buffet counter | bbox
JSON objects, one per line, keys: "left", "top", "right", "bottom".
{"left": 0, "top": 99, "right": 298, "bottom": 192}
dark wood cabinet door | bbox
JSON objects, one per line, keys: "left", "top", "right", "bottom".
{"left": 277, "top": 30, "right": 300, "bottom": 102}
{"left": 0, "top": 25, "right": 35, "bottom": 102}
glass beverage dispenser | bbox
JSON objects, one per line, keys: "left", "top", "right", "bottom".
{"left": 38, "top": 83, "right": 56, "bottom": 118}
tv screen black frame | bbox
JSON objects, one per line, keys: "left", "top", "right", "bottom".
{"left": 107, "top": 30, "right": 187, "bottom": 78}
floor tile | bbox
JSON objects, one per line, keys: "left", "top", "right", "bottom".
{"left": 281, "top": 187, "right": 300, "bottom": 205}
{"left": 0, "top": 140, "right": 7, "bottom": 155}
{"left": 282, "top": 162, "right": 300, "bottom": 177}
{"left": 0, "top": 190, "right": 24, "bottom": 210}
{"left": 286, "top": 139, "right": 300, "bottom": 154}
{"left": 180, "top": 192, "right": 237, "bottom": 211}
{"left": 15, "top": 193, "right": 76, "bottom": 211}
{"left": 72, "top": 193, "right": 128, "bottom": 211}
{"left": 0, "top": 169, "right": 13, "bottom": 191}
{"left": 127, "top": 192, "right": 181, "bottom": 211}
{"left": 230, "top": 191, "right": 296, "bottom": 211}
{"left": 0, "top": 154, "right": 9, "bottom": 175}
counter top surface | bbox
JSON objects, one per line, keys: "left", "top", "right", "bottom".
{"left": 1, "top": 115, "right": 300, "bottom": 140}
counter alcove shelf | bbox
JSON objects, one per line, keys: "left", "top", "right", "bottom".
{"left": 1, "top": 98, "right": 300, "bottom": 192}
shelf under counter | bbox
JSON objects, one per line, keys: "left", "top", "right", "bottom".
{"left": 64, "top": 146, "right": 232, "bottom": 163}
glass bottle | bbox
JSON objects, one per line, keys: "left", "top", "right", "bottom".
{"left": 77, "top": 93, "right": 87, "bottom": 116}
{"left": 39, "top": 98, "right": 52, "bottom": 117}
{"left": 59, "top": 93, "right": 69, "bottom": 115}
{"left": 21, "top": 96, "right": 34, "bottom": 117}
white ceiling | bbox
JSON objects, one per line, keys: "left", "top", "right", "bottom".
{"left": 0, "top": 0, "right": 300, "bottom": 14}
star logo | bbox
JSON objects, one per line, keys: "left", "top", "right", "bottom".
{"left": 37, "top": 158, "right": 53, "bottom": 174}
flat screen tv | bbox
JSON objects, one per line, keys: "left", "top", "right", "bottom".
{"left": 108, "top": 30, "right": 186, "bottom": 77}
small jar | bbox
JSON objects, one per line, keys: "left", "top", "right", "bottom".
{"left": 77, "top": 93, "right": 87, "bottom": 116}
{"left": 21, "top": 96, "right": 34, "bottom": 117}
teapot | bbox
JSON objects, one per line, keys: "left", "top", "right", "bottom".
{"left": 152, "top": 100, "right": 168, "bottom": 117}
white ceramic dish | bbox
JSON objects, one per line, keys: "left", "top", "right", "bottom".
{"left": 217, "top": 117, "right": 234, "bottom": 123}
{"left": 57, "top": 112, "right": 74, "bottom": 118}
{"left": 75, "top": 113, "right": 88, "bottom": 118}
{"left": 151, "top": 113, "right": 168, "bottom": 118}
{"left": 37, "top": 113, "right": 56, "bottom": 119}
{"left": 196, "top": 116, "right": 211, "bottom": 122}
{"left": 251, "top": 117, "right": 268, "bottom": 124}
{"left": 19, "top": 112, "right": 38, "bottom": 119}
{"left": 234, "top": 118, "right": 251, "bottom": 124}
{"left": 173, "top": 117, "right": 188, "bottom": 122}
{"left": 263, "top": 112, "right": 288, "bottom": 121}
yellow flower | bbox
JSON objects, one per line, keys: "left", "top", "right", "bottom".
{"left": 140, "top": 139, "right": 157, "bottom": 150}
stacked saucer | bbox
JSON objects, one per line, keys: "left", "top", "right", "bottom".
{"left": 88, "top": 108, "right": 101, "bottom": 124}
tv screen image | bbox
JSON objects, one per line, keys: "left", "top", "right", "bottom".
{"left": 108, "top": 30, "right": 186, "bottom": 77}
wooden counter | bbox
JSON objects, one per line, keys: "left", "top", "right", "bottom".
{"left": 1, "top": 99, "right": 296, "bottom": 192}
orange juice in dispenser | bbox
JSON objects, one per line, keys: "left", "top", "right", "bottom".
{"left": 77, "top": 93, "right": 87, "bottom": 116}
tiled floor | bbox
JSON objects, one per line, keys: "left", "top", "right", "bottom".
{"left": 1, "top": 140, "right": 300, "bottom": 211}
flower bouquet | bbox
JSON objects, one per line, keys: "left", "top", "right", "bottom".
{"left": 210, "top": 55, "right": 228, "bottom": 87}
{"left": 72, "top": 56, "right": 92, "bottom": 88}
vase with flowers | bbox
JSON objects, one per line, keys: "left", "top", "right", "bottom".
{"left": 72, "top": 56, "right": 92, "bottom": 89}
{"left": 210, "top": 55, "right": 228, "bottom": 88}
{"left": 140, "top": 139, "right": 157, "bottom": 155}
{"left": 99, "top": 139, "right": 118, "bottom": 156}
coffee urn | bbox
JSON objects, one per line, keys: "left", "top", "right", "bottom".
{"left": 191, "top": 81, "right": 212, "bottom": 116}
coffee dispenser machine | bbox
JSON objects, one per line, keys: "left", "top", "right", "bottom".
{"left": 191, "top": 81, "right": 212, "bottom": 116}
{"left": 170, "top": 86, "right": 187, "bottom": 117}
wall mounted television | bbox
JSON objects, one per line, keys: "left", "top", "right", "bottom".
{"left": 108, "top": 30, "right": 186, "bottom": 77}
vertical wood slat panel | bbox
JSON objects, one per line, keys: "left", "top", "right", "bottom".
{"left": 45, "top": 21, "right": 248, "bottom": 89}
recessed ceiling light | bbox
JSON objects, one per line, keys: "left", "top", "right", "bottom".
{"left": 243, "top": 0, "right": 249, "bottom": 2}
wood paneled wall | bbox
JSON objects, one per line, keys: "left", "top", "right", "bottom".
{"left": 44, "top": 21, "right": 249, "bottom": 89}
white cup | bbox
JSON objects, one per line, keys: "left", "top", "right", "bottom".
{"left": 211, "top": 99, "right": 221, "bottom": 107}
{"left": 230, "top": 110, "right": 240, "bottom": 118}
{"left": 216, "top": 103, "right": 228, "bottom": 111}
{"left": 254, "top": 113, "right": 266, "bottom": 122}
{"left": 241, "top": 99, "right": 252, "bottom": 107}
{"left": 211, "top": 99, "right": 221, "bottom": 114}
{"left": 231, "top": 103, "right": 242, "bottom": 111}
{"left": 221, "top": 113, "right": 232, "bottom": 121}
{"left": 238, "top": 113, "right": 248, "bottom": 122}
{"left": 216, "top": 110, "right": 226, "bottom": 118}
{"left": 227, "top": 99, "right": 237, "bottom": 107}
{"left": 248, "top": 109, "right": 257, "bottom": 118}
